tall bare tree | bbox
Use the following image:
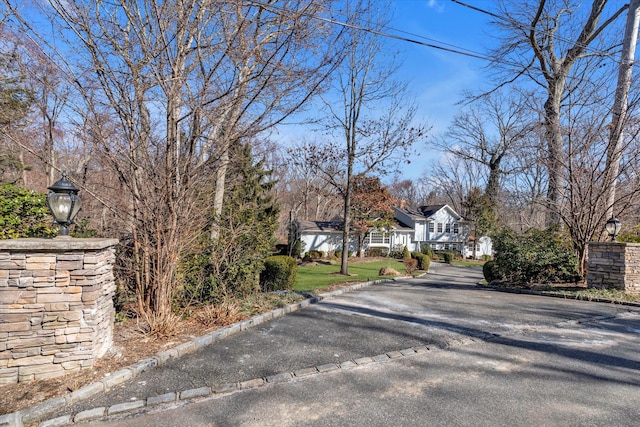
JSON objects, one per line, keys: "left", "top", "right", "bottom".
{"left": 604, "top": 0, "right": 640, "bottom": 218}
{"left": 491, "top": 0, "right": 628, "bottom": 226}
{"left": 434, "top": 90, "right": 534, "bottom": 213}
{"left": 309, "top": 0, "right": 427, "bottom": 274}
{"left": 7, "top": 0, "right": 343, "bottom": 323}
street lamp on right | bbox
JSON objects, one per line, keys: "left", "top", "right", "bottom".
{"left": 605, "top": 215, "right": 622, "bottom": 241}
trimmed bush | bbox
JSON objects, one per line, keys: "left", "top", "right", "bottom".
{"left": 365, "top": 247, "right": 388, "bottom": 257}
{"left": 402, "top": 246, "right": 411, "bottom": 260}
{"left": 411, "top": 252, "right": 431, "bottom": 270}
{"left": 442, "top": 251, "right": 453, "bottom": 264}
{"left": 389, "top": 244, "right": 405, "bottom": 259}
{"left": 420, "top": 245, "right": 433, "bottom": 258}
{"left": 260, "top": 256, "right": 298, "bottom": 292}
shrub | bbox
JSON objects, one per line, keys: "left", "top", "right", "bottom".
{"left": 306, "top": 250, "right": 324, "bottom": 259}
{"left": 260, "top": 256, "right": 297, "bottom": 292}
{"left": 389, "top": 244, "right": 405, "bottom": 259}
{"left": 420, "top": 245, "right": 433, "bottom": 258}
{"left": 482, "top": 260, "right": 499, "bottom": 283}
{"left": 334, "top": 250, "right": 342, "bottom": 259}
{"left": 411, "top": 251, "right": 430, "bottom": 270}
{"left": 0, "top": 183, "right": 57, "bottom": 239}
{"left": 492, "top": 228, "right": 579, "bottom": 285}
{"left": 403, "top": 258, "right": 418, "bottom": 275}
{"left": 365, "top": 247, "right": 388, "bottom": 257}
{"left": 617, "top": 232, "right": 640, "bottom": 243}
{"left": 481, "top": 254, "right": 492, "bottom": 262}
{"left": 402, "top": 245, "right": 411, "bottom": 259}
{"left": 442, "top": 251, "right": 453, "bottom": 264}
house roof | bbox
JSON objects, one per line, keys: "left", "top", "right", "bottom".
{"left": 394, "top": 204, "right": 463, "bottom": 221}
{"left": 391, "top": 219, "right": 414, "bottom": 231}
{"left": 296, "top": 218, "right": 412, "bottom": 233}
{"left": 295, "top": 220, "right": 343, "bottom": 233}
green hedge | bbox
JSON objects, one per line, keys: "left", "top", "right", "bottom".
{"left": 365, "top": 247, "right": 388, "bottom": 257}
{"left": 260, "top": 256, "right": 298, "bottom": 292}
{"left": 411, "top": 251, "right": 431, "bottom": 270}
{"left": 492, "top": 228, "right": 579, "bottom": 284}
{"left": 0, "top": 183, "right": 57, "bottom": 239}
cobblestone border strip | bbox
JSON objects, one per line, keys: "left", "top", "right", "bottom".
{"left": 0, "top": 278, "right": 393, "bottom": 427}
{"left": 38, "top": 345, "right": 432, "bottom": 426}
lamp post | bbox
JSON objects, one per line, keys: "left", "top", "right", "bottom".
{"left": 46, "top": 172, "right": 81, "bottom": 237}
{"left": 605, "top": 215, "right": 622, "bottom": 241}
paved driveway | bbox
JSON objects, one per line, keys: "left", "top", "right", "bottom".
{"left": 71, "top": 263, "right": 640, "bottom": 426}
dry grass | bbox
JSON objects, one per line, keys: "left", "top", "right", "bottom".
{"left": 195, "top": 299, "right": 245, "bottom": 327}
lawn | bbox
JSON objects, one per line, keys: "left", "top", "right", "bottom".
{"left": 294, "top": 259, "right": 408, "bottom": 292}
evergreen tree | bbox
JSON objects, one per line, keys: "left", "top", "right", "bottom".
{"left": 180, "top": 143, "right": 279, "bottom": 303}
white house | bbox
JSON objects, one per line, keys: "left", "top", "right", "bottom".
{"left": 294, "top": 204, "right": 492, "bottom": 259}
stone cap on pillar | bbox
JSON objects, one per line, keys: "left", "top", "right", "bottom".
{"left": 0, "top": 238, "right": 119, "bottom": 251}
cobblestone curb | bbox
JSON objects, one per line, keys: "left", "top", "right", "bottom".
{"left": 40, "top": 345, "right": 432, "bottom": 425}
{"left": 0, "top": 278, "right": 393, "bottom": 427}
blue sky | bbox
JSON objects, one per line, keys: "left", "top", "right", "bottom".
{"left": 275, "top": 0, "right": 497, "bottom": 181}
{"left": 391, "top": 0, "right": 497, "bottom": 180}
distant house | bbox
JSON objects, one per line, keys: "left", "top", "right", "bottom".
{"left": 293, "top": 204, "right": 492, "bottom": 259}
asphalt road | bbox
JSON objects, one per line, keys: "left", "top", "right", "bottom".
{"left": 78, "top": 263, "right": 640, "bottom": 426}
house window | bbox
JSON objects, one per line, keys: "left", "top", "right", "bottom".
{"left": 428, "top": 223, "right": 434, "bottom": 233}
{"left": 445, "top": 223, "right": 451, "bottom": 233}
{"left": 453, "top": 224, "right": 459, "bottom": 234}
{"left": 444, "top": 243, "right": 450, "bottom": 250}
{"left": 437, "top": 223, "right": 443, "bottom": 233}
{"left": 370, "top": 232, "right": 389, "bottom": 244}
{"left": 370, "top": 232, "right": 384, "bottom": 244}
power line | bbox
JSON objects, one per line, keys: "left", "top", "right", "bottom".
{"left": 245, "top": 0, "right": 496, "bottom": 62}
{"left": 451, "top": 0, "right": 622, "bottom": 60}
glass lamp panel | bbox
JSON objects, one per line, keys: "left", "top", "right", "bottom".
{"left": 69, "top": 194, "right": 81, "bottom": 222}
{"left": 48, "top": 193, "right": 72, "bottom": 222}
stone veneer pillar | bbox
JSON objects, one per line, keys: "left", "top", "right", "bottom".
{"left": 0, "top": 238, "right": 118, "bottom": 385}
{"left": 586, "top": 241, "right": 640, "bottom": 293}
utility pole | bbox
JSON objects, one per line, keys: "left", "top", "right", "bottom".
{"left": 605, "top": 0, "right": 640, "bottom": 218}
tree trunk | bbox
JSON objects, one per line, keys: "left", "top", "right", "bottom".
{"left": 543, "top": 84, "right": 565, "bottom": 228}
{"left": 605, "top": 0, "right": 640, "bottom": 218}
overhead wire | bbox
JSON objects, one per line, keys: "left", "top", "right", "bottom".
{"left": 245, "top": 0, "right": 497, "bottom": 62}
{"left": 451, "top": 0, "right": 623, "bottom": 60}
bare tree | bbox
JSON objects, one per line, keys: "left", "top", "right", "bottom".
{"left": 490, "top": 0, "right": 628, "bottom": 226}
{"left": 427, "top": 155, "right": 486, "bottom": 218}
{"left": 284, "top": 140, "right": 342, "bottom": 222}
{"left": 434, "top": 90, "right": 534, "bottom": 213}
{"left": 309, "top": 0, "right": 428, "bottom": 274}
{"left": 604, "top": 0, "right": 640, "bottom": 218}
{"left": 7, "top": 0, "right": 344, "bottom": 323}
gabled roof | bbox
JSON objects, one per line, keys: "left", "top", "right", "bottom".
{"left": 394, "top": 204, "right": 462, "bottom": 221}
{"left": 390, "top": 219, "right": 413, "bottom": 232}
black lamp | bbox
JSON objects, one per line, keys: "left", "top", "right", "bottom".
{"left": 46, "top": 172, "right": 81, "bottom": 237}
{"left": 605, "top": 215, "right": 622, "bottom": 241}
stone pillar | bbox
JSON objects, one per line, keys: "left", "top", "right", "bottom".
{"left": 0, "top": 238, "right": 118, "bottom": 385}
{"left": 586, "top": 241, "right": 640, "bottom": 293}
